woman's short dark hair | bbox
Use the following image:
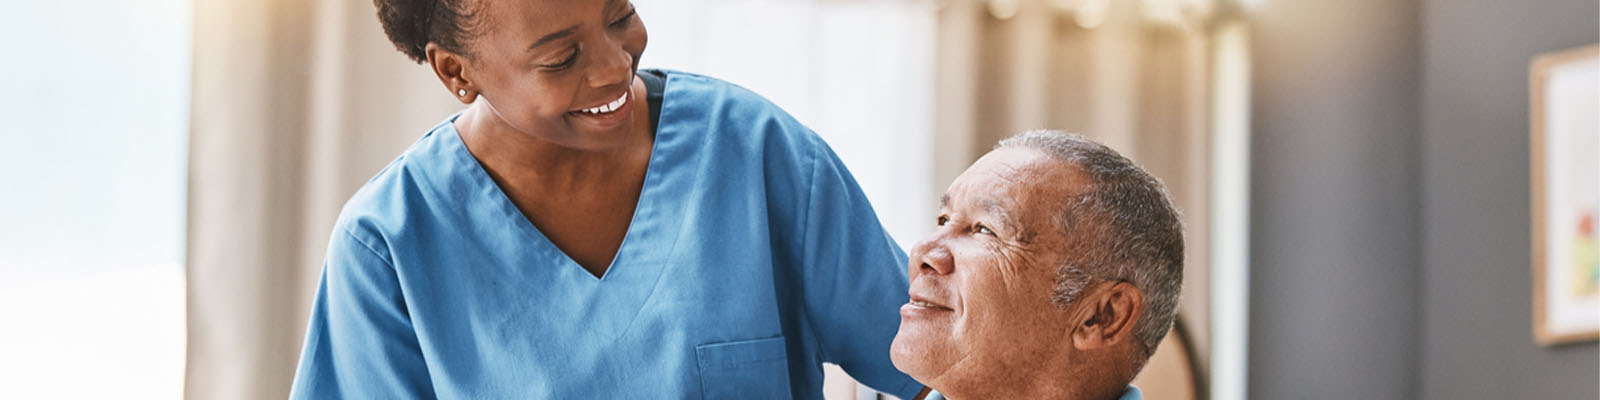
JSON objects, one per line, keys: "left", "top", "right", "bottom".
{"left": 373, "top": 0, "right": 479, "bottom": 64}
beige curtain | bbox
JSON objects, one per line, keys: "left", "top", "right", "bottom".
{"left": 185, "top": 0, "right": 458, "bottom": 398}
{"left": 932, "top": 0, "right": 1214, "bottom": 396}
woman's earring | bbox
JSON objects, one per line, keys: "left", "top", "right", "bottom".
{"left": 458, "top": 89, "right": 468, "bottom": 97}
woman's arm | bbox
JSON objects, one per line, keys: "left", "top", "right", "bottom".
{"left": 795, "top": 136, "right": 925, "bottom": 399}
{"left": 289, "top": 227, "right": 435, "bottom": 399}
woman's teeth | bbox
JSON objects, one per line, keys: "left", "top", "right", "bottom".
{"left": 579, "top": 92, "right": 628, "bottom": 114}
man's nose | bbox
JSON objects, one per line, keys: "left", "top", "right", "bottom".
{"left": 911, "top": 239, "right": 954, "bottom": 276}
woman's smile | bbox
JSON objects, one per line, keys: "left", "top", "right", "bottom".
{"left": 565, "top": 83, "right": 635, "bottom": 130}
{"left": 575, "top": 90, "right": 629, "bottom": 115}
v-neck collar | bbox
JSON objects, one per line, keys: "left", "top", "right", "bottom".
{"left": 435, "top": 76, "right": 684, "bottom": 283}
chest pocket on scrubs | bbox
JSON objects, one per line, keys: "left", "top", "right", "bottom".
{"left": 695, "top": 336, "right": 793, "bottom": 399}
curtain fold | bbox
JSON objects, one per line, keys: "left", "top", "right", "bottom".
{"left": 186, "top": 0, "right": 457, "bottom": 398}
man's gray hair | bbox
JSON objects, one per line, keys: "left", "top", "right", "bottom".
{"left": 997, "top": 130, "right": 1184, "bottom": 359}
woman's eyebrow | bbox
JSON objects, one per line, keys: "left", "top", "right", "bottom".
{"left": 527, "top": 26, "right": 579, "bottom": 51}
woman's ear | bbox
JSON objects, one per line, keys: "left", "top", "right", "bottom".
{"left": 426, "top": 43, "right": 477, "bottom": 104}
{"left": 1070, "top": 281, "right": 1143, "bottom": 351}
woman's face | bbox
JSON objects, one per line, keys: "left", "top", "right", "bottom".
{"left": 458, "top": 0, "right": 647, "bottom": 151}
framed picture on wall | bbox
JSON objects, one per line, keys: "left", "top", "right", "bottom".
{"left": 1531, "top": 44, "right": 1600, "bottom": 346}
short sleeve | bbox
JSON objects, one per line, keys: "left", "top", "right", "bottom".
{"left": 797, "top": 136, "right": 922, "bottom": 399}
{"left": 289, "top": 226, "right": 435, "bottom": 399}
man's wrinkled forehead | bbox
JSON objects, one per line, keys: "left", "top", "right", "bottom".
{"left": 946, "top": 149, "right": 1092, "bottom": 229}
{"left": 941, "top": 160, "right": 1058, "bottom": 237}
{"left": 939, "top": 192, "right": 1020, "bottom": 228}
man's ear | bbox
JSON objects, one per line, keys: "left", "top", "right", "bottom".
{"left": 1070, "top": 281, "right": 1143, "bottom": 351}
{"left": 426, "top": 43, "right": 477, "bottom": 104}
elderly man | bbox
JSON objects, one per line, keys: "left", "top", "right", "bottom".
{"left": 892, "top": 130, "right": 1183, "bottom": 400}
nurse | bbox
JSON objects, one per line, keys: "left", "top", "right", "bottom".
{"left": 289, "top": 0, "right": 925, "bottom": 399}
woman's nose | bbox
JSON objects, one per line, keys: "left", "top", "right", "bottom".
{"left": 588, "top": 41, "right": 633, "bottom": 88}
{"left": 911, "top": 240, "right": 954, "bottom": 276}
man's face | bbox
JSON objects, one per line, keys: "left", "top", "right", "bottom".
{"left": 890, "top": 147, "right": 1088, "bottom": 388}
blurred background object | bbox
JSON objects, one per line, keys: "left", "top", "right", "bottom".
{"left": 1, "top": 0, "right": 1596, "bottom": 399}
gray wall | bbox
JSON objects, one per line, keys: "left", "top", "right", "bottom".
{"left": 1248, "top": 0, "right": 1424, "bottom": 398}
{"left": 1250, "top": 0, "right": 1600, "bottom": 398}
{"left": 1420, "top": 0, "right": 1600, "bottom": 399}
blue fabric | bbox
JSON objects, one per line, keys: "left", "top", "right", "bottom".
{"left": 1124, "top": 385, "right": 1142, "bottom": 399}
{"left": 925, "top": 385, "right": 1141, "bottom": 400}
{"left": 289, "top": 71, "right": 918, "bottom": 399}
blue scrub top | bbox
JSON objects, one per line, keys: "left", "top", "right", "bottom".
{"left": 290, "top": 71, "right": 920, "bottom": 399}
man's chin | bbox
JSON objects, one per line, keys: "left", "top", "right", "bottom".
{"left": 890, "top": 329, "right": 951, "bottom": 384}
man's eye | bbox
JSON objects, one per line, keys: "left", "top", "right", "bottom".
{"left": 936, "top": 216, "right": 949, "bottom": 226}
{"left": 975, "top": 223, "right": 995, "bottom": 236}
